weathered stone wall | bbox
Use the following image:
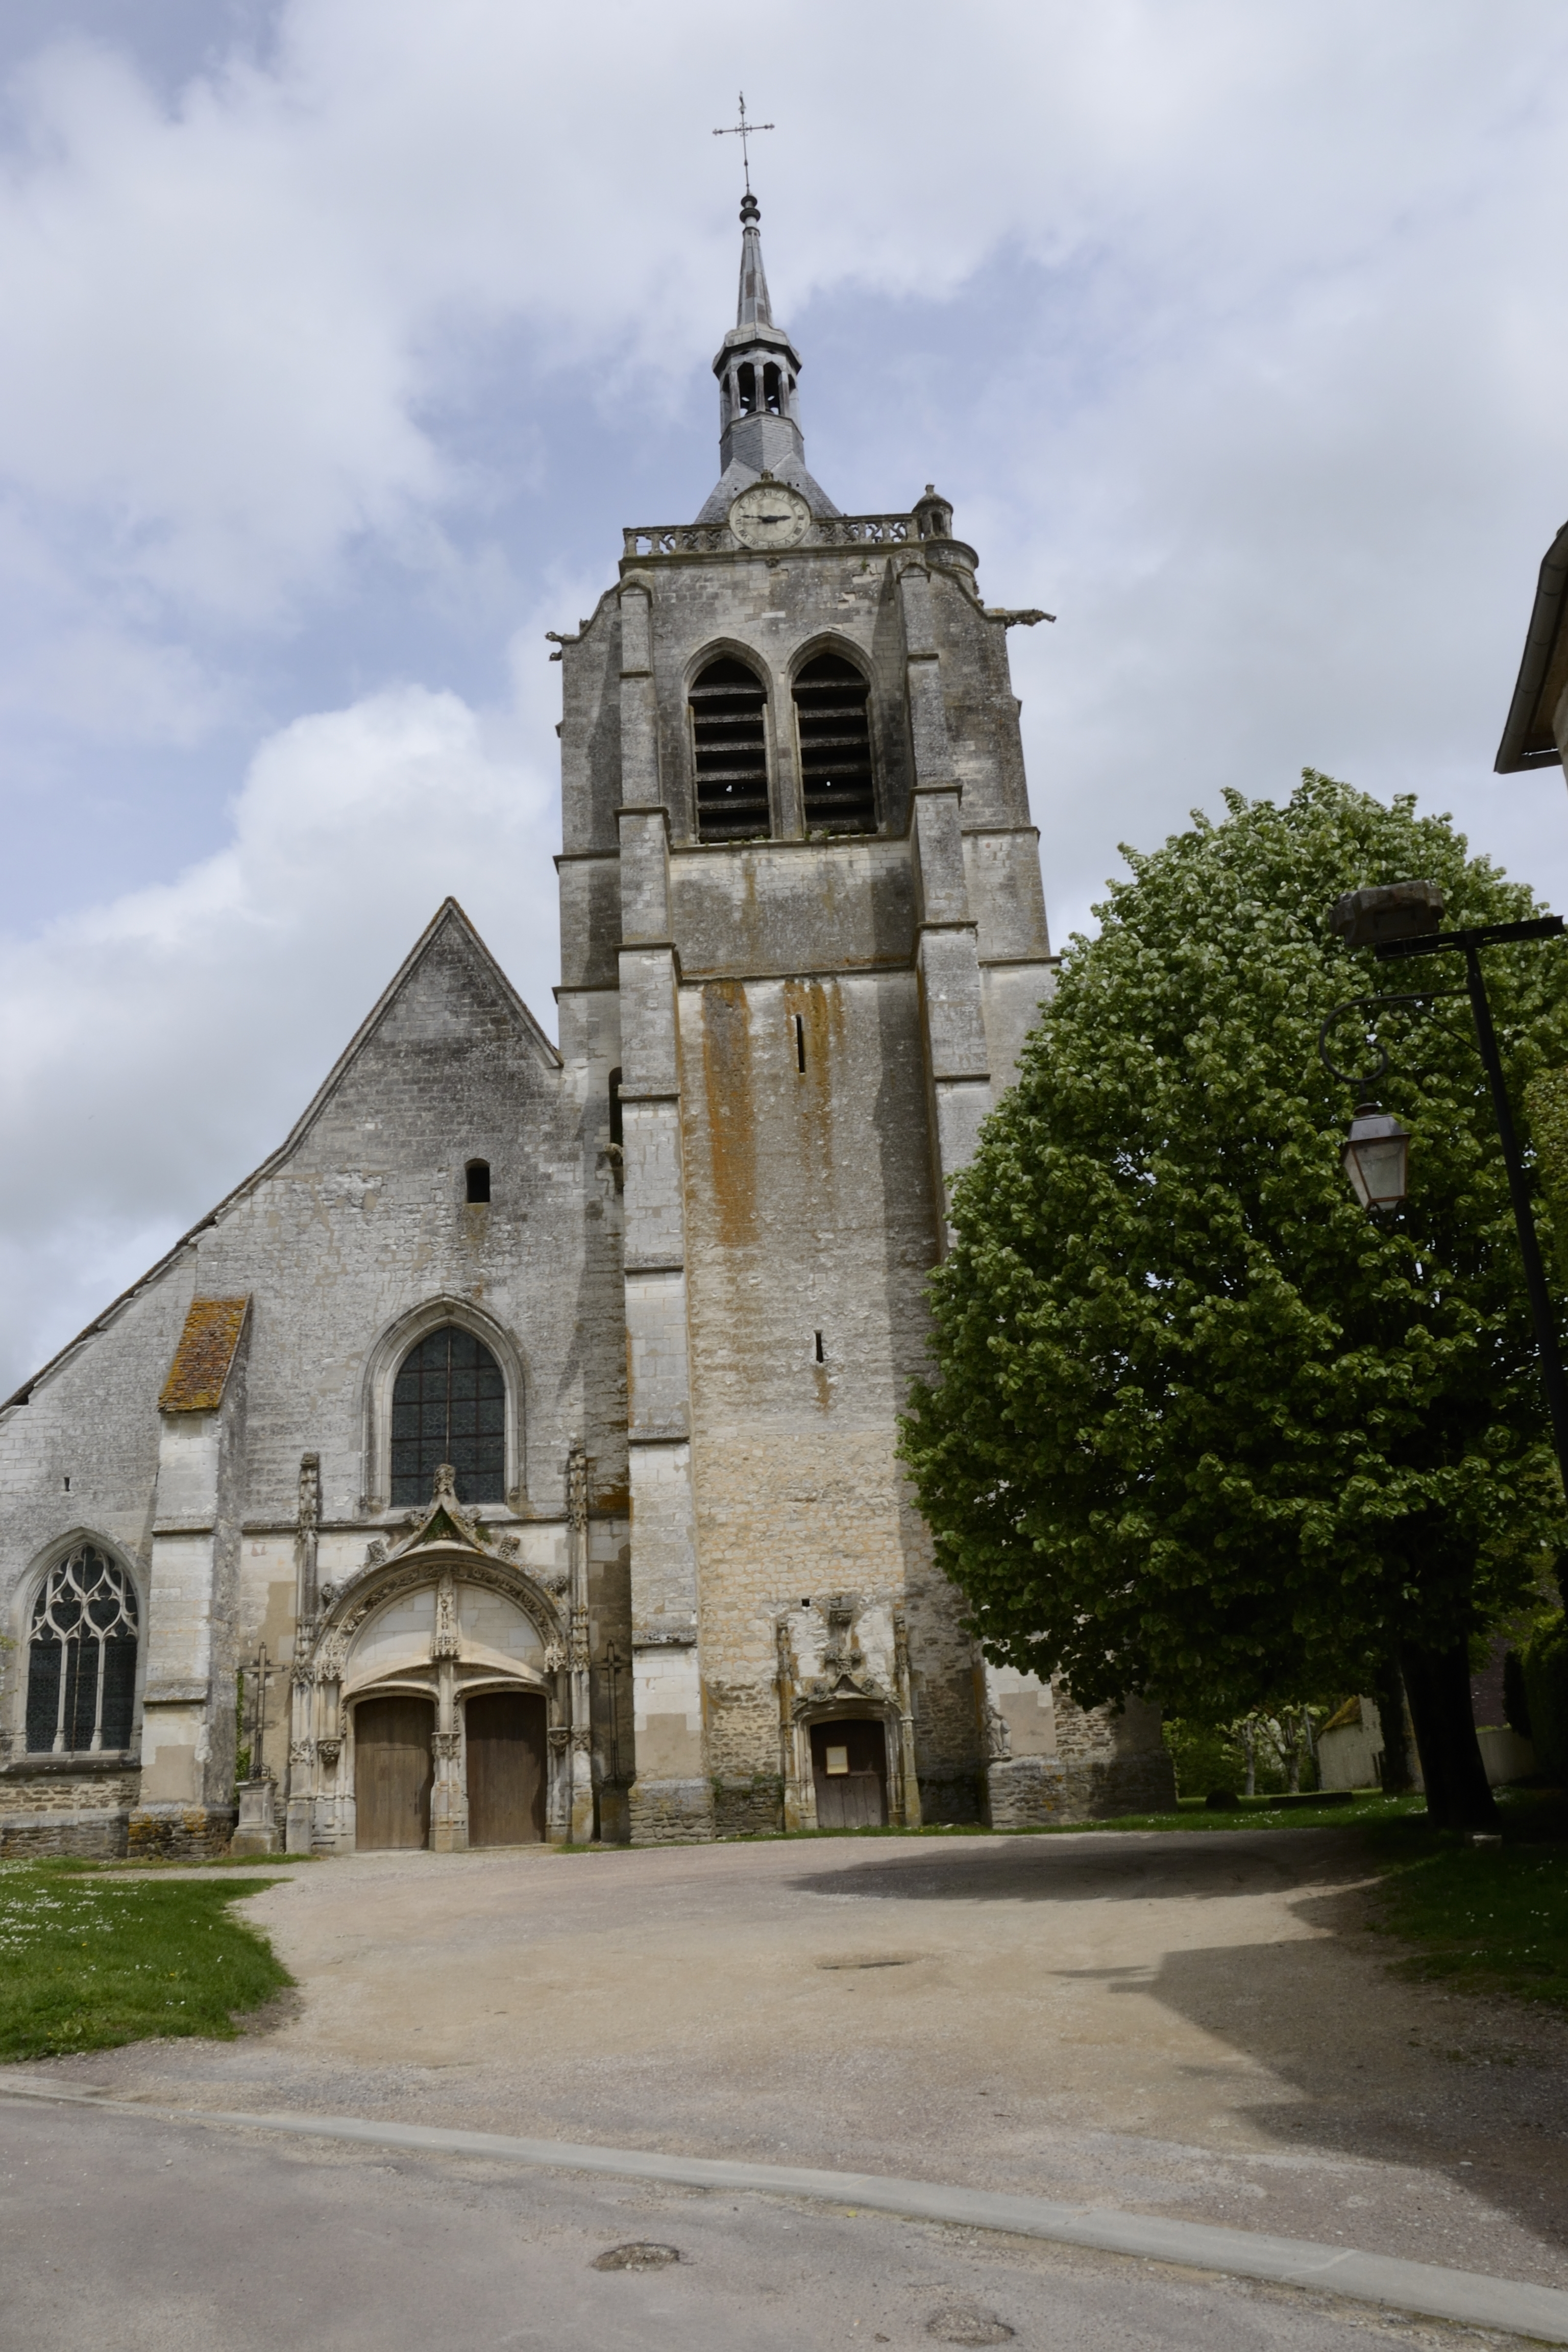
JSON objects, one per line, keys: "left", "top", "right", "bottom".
{"left": 0, "top": 1767, "right": 139, "bottom": 1858}
{"left": 548, "top": 506, "right": 1059, "bottom": 1837}
{"left": 1054, "top": 1687, "right": 1177, "bottom": 1818}
{"left": 0, "top": 902, "right": 633, "bottom": 1847}
{"left": 127, "top": 1804, "right": 237, "bottom": 1863}
{"left": 0, "top": 1265, "right": 194, "bottom": 1777}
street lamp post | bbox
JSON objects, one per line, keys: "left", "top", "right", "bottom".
{"left": 1325, "top": 883, "right": 1568, "bottom": 1505}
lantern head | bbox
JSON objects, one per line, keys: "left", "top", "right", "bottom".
{"left": 1341, "top": 1101, "right": 1411, "bottom": 1211}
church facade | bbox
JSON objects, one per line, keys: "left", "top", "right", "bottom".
{"left": 0, "top": 196, "right": 1172, "bottom": 1860}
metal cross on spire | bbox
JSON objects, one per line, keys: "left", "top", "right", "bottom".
{"left": 713, "top": 90, "right": 773, "bottom": 195}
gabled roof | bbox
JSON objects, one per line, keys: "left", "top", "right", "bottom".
{"left": 2, "top": 900, "right": 559, "bottom": 1417}
{"left": 1496, "top": 519, "right": 1568, "bottom": 772}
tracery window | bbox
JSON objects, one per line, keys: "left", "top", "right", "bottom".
{"left": 690, "top": 656, "right": 771, "bottom": 842}
{"left": 793, "top": 652, "right": 876, "bottom": 834}
{"left": 26, "top": 1548, "right": 139, "bottom": 1754}
{"left": 391, "top": 1326, "right": 505, "bottom": 1507}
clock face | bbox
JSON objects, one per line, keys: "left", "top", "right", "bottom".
{"left": 729, "top": 481, "right": 812, "bottom": 551}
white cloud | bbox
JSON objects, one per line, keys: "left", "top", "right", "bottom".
{"left": 0, "top": 3, "right": 1560, "bottom": 621}
{"left": 0, "top": 669, "right": 561, "bottom": 1389}
{"left": 5, "top": 0, "right": 1568, "bottom": 1377}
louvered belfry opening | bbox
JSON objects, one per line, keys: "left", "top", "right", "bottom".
{"left": 794, "top": 652, "right": 876, "bottom": 834}
{"left": 691, "top": 655, "right": 771, "bottom": 842}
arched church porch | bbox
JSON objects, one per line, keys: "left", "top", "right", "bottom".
{"left": 284, "top": 1465, "right": 592, "bottom": 1853}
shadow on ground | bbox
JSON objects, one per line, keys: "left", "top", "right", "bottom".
{"left": 791, "top": 1828, "right": 1568, "bottom": 2266}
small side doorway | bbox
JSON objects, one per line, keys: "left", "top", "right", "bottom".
{"left": 355, "top": 1695, "right": 434, "bottom": 1849}
{"left": 811, "top": 1718, "right": 889, "bottom": 1828}
{"left": 466, "top": 1690, "right": 548, "bottom": 1846}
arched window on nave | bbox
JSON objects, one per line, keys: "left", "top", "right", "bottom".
{"left": 26, "top": 1547, "right": 139, "bottom": 1754}
{"left": 391, "top": 1326, "right": 506, "bottom": 1507}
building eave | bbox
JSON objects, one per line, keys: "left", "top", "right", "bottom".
{"left": 1496, "top": 518, "right": 1568, "bottom": 772}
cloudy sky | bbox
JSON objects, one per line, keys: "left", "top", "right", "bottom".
{"left": 2, "top": 0, "right": 1567, "bottom": 1390}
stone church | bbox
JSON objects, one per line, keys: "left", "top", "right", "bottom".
{"left": 0, "top": 193, "right": 1172, "bottom": 1859}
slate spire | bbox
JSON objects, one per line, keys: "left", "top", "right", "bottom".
{"left": 695, "top": 191, "right": 839, "bottom": 525}
{"left": 735, "top": 189, "right": 773, "bottom": 329}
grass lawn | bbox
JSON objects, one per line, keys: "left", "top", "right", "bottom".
{"left": 1364, "top": 1790, "right": 1568, "bottom": 2010}
{"left": 0, "top": 1859, "right": 293, "bottom": 2062}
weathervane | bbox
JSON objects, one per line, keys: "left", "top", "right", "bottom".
{"left": 713, "top": 90, "right": 773, "bottom": 195}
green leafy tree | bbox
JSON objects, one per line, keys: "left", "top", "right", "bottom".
{"left": 900, "top": 774, "right": 1568, "bottom": 1829}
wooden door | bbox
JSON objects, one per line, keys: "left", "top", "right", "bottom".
{"left": 354, "top": 1695, "right": 434, "bottom": 1850}
{"left": 466, "top": 1690, "right": 547, "bottom": 1846}
{"left": 811, "top": 1718, "right": 889, "bottom": 1828}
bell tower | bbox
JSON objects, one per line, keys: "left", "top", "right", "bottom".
{"left": 550, "top": 187, "right": 1164, "bottom": 1841}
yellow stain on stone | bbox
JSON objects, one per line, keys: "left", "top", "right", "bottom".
{"left": 159, "top": 1295, "right": 250, "bottom": 1412}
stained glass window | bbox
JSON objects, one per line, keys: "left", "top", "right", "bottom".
{"left": 390, "top": 1327, "right": 506, "bottom": 1507}
{"left": 26, "top": 1548, "right": 139, "bottom": 1754}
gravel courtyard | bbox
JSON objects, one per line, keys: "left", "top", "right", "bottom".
{"left": 13, "top": 1827, "right": 1568, "bottom": 2292}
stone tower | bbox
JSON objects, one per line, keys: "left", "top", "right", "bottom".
{"left": 554, "top": 189, "right": 1158, "bottom": 1841}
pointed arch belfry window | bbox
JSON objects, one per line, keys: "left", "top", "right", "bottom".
{"left": 26, "top": 1547, "right": 139, "bottom": 1753}
{"left": 794, "top": 652, "right": 875, "bottom": 834}
{"left": 690, "top": 656, "right": 771, "bottom": 842}
{"left": 391, "top": 1327, "right": 506, "bottom": 1506}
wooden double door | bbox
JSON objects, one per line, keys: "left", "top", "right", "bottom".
{"left": 811, "top": 1718, "right": 889, "bottom": 1828}
{"left": 354, "top": 1689, "right": 547, "bottom": 1850}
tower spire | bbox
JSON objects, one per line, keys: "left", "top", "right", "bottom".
{"left": 736, "top": 188, "right": 772, "bottom": 329}
{"left": 694, "top": 185, "right": 839, "bottom": 526}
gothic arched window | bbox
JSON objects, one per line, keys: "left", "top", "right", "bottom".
{"left": 690, "top": 656, "right": 771, "bottom": 842}
{"left": 391, "top": 1326, "right": 506, "bottom": 1506}
{"left": 793, "top": 652, "right": 876, "bottom": 834}
{"left": 26, "top": 1547, "right": 139, "bottom": 1754}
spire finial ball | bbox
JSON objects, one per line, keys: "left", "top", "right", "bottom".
{"left": 740, "top": 190, "right": 761, "bottom": 226}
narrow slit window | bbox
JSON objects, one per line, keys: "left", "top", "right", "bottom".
{"left": 794, "top": 1013, "right": 805, "bottom": 1072}
{"left": 690, "top": 655, "right": 771, "bottom": 842}
{"left": 814, "top": 1331, "right": 825, "bottom": 1363}
{"left": 608, "top": 1067, "right": 623, "bottom": 1148}
{"left": 793, "top": 653, "right": 876, "bottom": 835}
{"left": 465, "top": 1159, "right": 491, "bottom": 1204}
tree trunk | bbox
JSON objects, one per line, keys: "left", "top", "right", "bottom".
{"left": 1279, "top": 1722, "right": 1307, "bottom": 1787}
{"left": 1398, "top": 1640, "right": 1498, "bottom": 1830}
{"left": 1372, "top": 1655, "right": 1414, "bottom": 1795}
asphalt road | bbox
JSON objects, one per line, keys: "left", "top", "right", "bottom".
{"left": 0, "top": 2093, "right": 1525, "bottom": 2352}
